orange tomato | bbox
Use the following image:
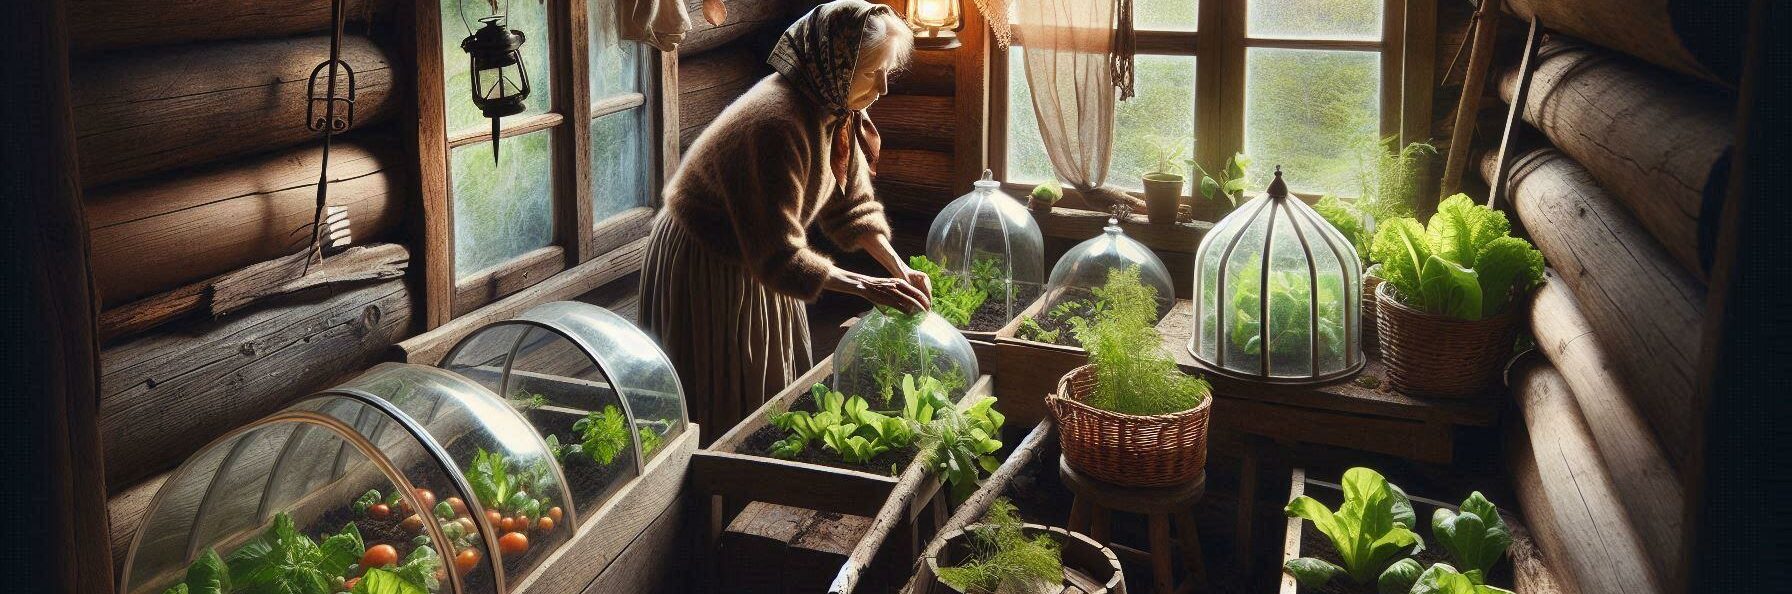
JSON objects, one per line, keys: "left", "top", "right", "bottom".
{"left": 400, "top": 514, "right": 424, "bottom": 533}
{"left": 368, "top": 503, "right": 391, "bottom": 520}
{"left": 498, "top": 516, "right": 516, "bottom": 532}
{"left": 413, "top": 488, "right": 436, "bottom": 510}
{"left": 361, "top": 544, "right": 398, "bottom": 568}
{"left": 536, "top": 517, "right": 554, "bottom": 532}
{"left": 445, "top": 497, "right": 468, "bottom": 516}
{"left": 547, "top": 507, "right": 563, "bottom": 523}
{"left": 498, "top": 531, "right": 529, "bottom": 555}
{"left": 485, "top": 509, "right": 503, "bottom": 526}
{"left": 454, "top": 548, "right": 481, "bottom": 574}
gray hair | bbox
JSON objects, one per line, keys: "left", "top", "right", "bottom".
{"left": 861, "top": 10, "right": 916, "bottom": 70}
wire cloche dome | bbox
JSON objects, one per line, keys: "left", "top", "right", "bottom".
{"left": 1188, "top": 166, "right": 1364, "bottom": 383}
{"left": 924, "top": 170, "right": 1046, "bottom": 332}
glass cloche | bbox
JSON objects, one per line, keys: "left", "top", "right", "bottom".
{"left": 120, "top": 363, "right": 568, "bottom": 594}
{"left": 1041, "top": 208, "right": 1177, "bottom": 323}
{"left": 441, "top": 301, "right": 688, "bottom": 521}
{"left": 831, "top": 309, "right": 980, "bottom": 406}
{"left": 924, "top": 170, "right": 1046, "bottom": 333}
{"left": 1189, "top": 167, "right": 1364, "bottom": 383}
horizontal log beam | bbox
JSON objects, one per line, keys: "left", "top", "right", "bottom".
{"left": 679, "top": 0, "right": 790, "bottom": 56}
{"left": 1530, "top": 279, "right": 1684, "bottom": 585}
{"left": 87, "top": 137, "right": 406, "bottom": 308}
{"left": 72, "top": 34, "right": 398, "bottom": 188}
{"left": 1508, "top": 357, "right": 1665, "bottom": 594}
{"left": 1483, "top": 147, "right": 1703, "bottom": 467}
{"left": 99, "top": 278, "right": 415, "bottom": 490}
{"left": 1501, "top": 0, "right": 1743, "bottom": 85}
{"left": 870, "top": 94, "right": 955, "bottom": 153}
{"left": 1498, "top": 36, "right": 1732, "bottom": 279}
{"left": 677, "top": 49, "right": 768, "bottom": 151}
{"left": 68, "top": 0, "right": 393, "bottom": 53}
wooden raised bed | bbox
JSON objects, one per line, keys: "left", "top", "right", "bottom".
{"left": 989, "top": 296, "right": 1088, "bottom": 427}
{"left": 896, "top": 420, "right": 1061, "bottom": 594}
{"left": 1279, "top": 468, "right": 1566, "bottom": 594}
{"left": 692, "top": 356, "right": 997, "bottom": 591}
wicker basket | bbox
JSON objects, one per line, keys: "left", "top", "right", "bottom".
{"left": 1048, "top": 364, "right": 1212, "bottom": 487}
{"left": 1375, "top": 282, "right": 1520, "bottom": 398}
{"left": 1362, "top": 274, "right": 1384, "bottom": 357}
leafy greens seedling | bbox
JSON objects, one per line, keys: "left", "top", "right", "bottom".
{"left": 1369, "top": 195, "right": 1543, "bottom": 320}
{"left": 1432, "top": 492, "right": 1511, "bottom": 583}
{"left": 1282, "top": 467, "right": 1423, "bottom": 591}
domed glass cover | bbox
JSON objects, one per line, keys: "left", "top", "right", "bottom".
{"left": 924, "top": 170, "right": 1046, "bottom": 331}
{"left": 1189, "top": 167, "right": 1364, "bottom": 383}
{"left": 831, "top": 309, "right": 980, "bottom": 406}
{"left": 1042, "top": 214, "right": 1177, "bottom": 322}
{"left": 441, "top": 301, "right": 687, "bottom": 523}
{"left": 121, "top": 362, "right": 570, "bottom": 594}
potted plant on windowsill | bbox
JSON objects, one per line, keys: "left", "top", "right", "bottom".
{"left": 1028, "top": 179, "right": 1063, "bottom": 215}
{"left": 1142, "top": 140, "right": 1187, "bottom": 225}
{"left": 1368, "top": 194, "right": 1544, "bottom": 398}
{"left": 1049, "top": 267, "right": 1212, "bottom": 487}
{"left": 1191, "top": 152, "right": 1250, "bottom": 222}
{"left": 1313, "top": 138, "right": 1437, "bottom": 357}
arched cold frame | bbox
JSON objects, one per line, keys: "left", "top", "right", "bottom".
{"left": 120, "top": 362, "right": 573, "bottom": 594}
{"left": 925, "top": 170, "right": 1046, "bottom": 333}
{"left": 1042, "top": 212, "right": 1178, "bottom": 321}
{"left": 441, "top": 301, "right": 689, "bottom": 521}
{"left": 1189, "top": 167, "right": 1364, "bottom": 384}
{"left": 832, "top": 309, "right": 981, "bottom": 406}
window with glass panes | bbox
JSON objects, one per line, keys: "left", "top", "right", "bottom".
{"left": 424, "top": 0, "right": 662, "bottom": 323}
{"left": 1000, "top": 0, "right": 1404, "bottom": 197}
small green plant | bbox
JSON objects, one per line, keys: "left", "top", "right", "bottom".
{"left": 1029, "top": 179, "right": 1063, "bottom": 207}
{"left": 936, "top": 498, "right": 1063, "bottom": 594}
{"left": 1432, "top": 492, "right": 1511, "bottom": 583}
{"left": 1369, "top": 194, "right": 1544, "bottom": 320}
{"left": 1408, "top": 563, "right": 1515, "bottom": 594}
{"left": 768, "top": 375, "right": 1002, "bottom": 495}
{"left": 466, "top": 448, "right": 553, "bottom": 522}
{"left": 510, "top": 391, "right": 548, "bottom": 412}
{"left": 1282, "top": 467, "right": 1423, "bottom": 591}
{"left": 1192, "top": 152, "right": 1252, "bottom": 209}
{"left": 1145, "top": 137, "right": 1188, "bottom": 179}
{"left": 1222, "top": 260, "right": 1346, "bottom": 363}
{"left": 1074, "top": 267, "right": 1210, "bottom": 415}
{"left": 909, "top": 255, "right": 990, "bottom": 329}
{"left": 969, "top": 258, "right": 1007, "bottom": 302}
{"left": 857, "top": 308, "right": 966, "bottom": 404}
{"left": 1014, "top": 316, "right": 1060, "bottom": 343}
{"left": 919, "top": 392, "right": 1006, "bottom": 501}
{"left": 638, "top": 427, "right": 665, "bottom": 457}
{"left": 568, "top": 405, "right": 630, "bottom": 465}
{"left": 768, "top": 383, "right": 917, "bottom": 464}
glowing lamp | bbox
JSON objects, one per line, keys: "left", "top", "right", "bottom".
{"left": 907, "top": 0, "right": 962, "bottom": 50}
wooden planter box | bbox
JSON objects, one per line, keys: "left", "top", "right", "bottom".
{"left": 1278, "top": 468, "right": 1560, "bottom": 594}
{"left": 692, "top": 355, "right": 996, "bottom": 592}
{"left": 989, "top": 295, "right": 1087, "bottom": 427}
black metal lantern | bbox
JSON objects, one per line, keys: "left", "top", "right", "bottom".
{"left": 462, "top": 15, "right": 530, "bottom": 162}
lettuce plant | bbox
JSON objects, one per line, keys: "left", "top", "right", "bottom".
{"left": 1283, "top": 467, "right": 1423, "bottom": 591}
{"left": 909, "top": 255, "right": 988, "bottom": 328}
{"left": 1369, "top": 195, "right": 1543, "bottom": 320}
{"left": 160, "top": 548, "right": 229, "bottom": 594}
{"left": 1432, "top": 492, "right": 1510, "bottom": 582}
{"left": 569, "top": 405, "right": 629, "bottom": 465}
{"left": 1223, "top": 261, "right": 1346, "bottom": 364}
{"left": 1409, "top": 563, "right": 1515, "bottom": 594}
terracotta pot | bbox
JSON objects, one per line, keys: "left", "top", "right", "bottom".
{"left": 1142, "top": 173, "right": 1184, "bottom": 224}
{"left": 1029, "top": 195, "right": 1056, "bottom": 215}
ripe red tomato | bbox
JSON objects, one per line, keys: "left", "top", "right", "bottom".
{"left": 498, "top": 531, "right": 529, "bottom": 555}
{"left": 536, "top": 517, "right": 554, "bottom": 532}
{"left": 361, "top": 544, "right": 398, "bottom": 568}
{"left": 445, "top": 497, "right": 468, "bottom": 516}
{"left": 454, "top": 548, "right": 481, "bottom": 574}
{"left": 368, "top": 503, "right": 391, "bottom": 520}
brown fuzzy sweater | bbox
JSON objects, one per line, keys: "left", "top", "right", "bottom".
{"left": 662, "top": 74, "right": 891, "bottom": 301}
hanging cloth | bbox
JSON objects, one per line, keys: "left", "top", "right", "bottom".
{"left": 766, "top": 0, "right": 892, "bottom": 184}
{"left": 617, "top": 0, "right": 692, "bottom": 52}
{"left": 1015, "top": 0, "right": 1141, "bottom": 209}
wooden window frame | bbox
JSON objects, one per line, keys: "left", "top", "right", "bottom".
{"left": 413, "top": 0, "right": 677, "bottom": 328}
{"left": 991, "top": 0, "right": 1435, "bottom": 203}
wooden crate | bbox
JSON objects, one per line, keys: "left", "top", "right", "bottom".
{"left": 1278, "top": 468, "right": 1565, "bottom": 594}
{"left": 989, "top": 295, "right": 1087, "bottom": 427}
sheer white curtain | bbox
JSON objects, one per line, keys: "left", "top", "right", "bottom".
{"left": 1015, "top": 0, "right": 1138, "bottom": 209}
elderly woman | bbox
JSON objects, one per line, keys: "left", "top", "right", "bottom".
{"left": 639, "top": 0, "right": 929, "bottom": 437}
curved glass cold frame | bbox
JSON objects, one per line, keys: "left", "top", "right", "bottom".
{"left": 1042, "top": 217, "right": 1178, "bottom": 321}
{"left": 120, "top": 363, "right": 572, "bottom": 594}
{"left": 832, "top": 309, "right": 980, "bottom": 406}
{"left": 441, "top": 301, "right": 688, "bottom": 524}
{"left": 1189, "top": 172, "right": 1364, "bottom": 383}
{"left": 925, "top": 171, "right": 1047, "bottom": 330}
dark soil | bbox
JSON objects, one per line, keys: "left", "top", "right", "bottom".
{"left": 967, "top": 282, "right": 1045, "bottom": 332}
{"left": 736, "top": 390, "right": 919, "bottom": 477}
{"left": 521, "top": 407, "right": 634, "bottom": 516}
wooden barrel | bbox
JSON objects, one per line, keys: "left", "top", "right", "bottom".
{"left": 923, "top": 523, "right": 1126, "bottom": 594}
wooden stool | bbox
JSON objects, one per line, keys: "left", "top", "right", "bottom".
{"left": 1061, "top": 455, "right": 1208, "bottom": 594}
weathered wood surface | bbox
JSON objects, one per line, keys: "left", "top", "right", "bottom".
{"left": 68, "top": 0, "right": 392, "bottom": 53}
{"left": 679, "top": 0, "right": 792, "bottom": 56}
{"left": 725, "top": 502, "right": 873, "bottom": 594}
{"left": 72, "top": 34, "right": 398, "bottom": 188}
{"left": 827, "top": 438, "right": 940, "bottom": 594}
{"left": 1530, "top": 279, "right": 1683, "bottom": 585}
{"left": 677, "top": 48, "right": 768, "bottom": 151}
{"left": 900, "top": 420, "right": 1056, "bottom": 594}
{"left": 579, "top": 498, "right": 688, "bottom": 594}
{"left": 99, "top": 279, "right": 415, "bottom": 490}
{"left": 513, "top": 428, "right": 697, "bottom": 594}
{"left": 1501, "top": 0, "right": 1743, "bottom": 85}
{"left": 1508, "top": 358, "right": 1665, "bottom": 594}
{"left": 1483, "top": 147, "right": 1703, "bottom": 468}
{"left": 872, "top": 94, "right": 956, "bottom": 153}
{"left": 211, "top": 243, "right": 410, "bottom": 315}
{"left": 890, "top": 61, "right": 955, "bottom": 97}
{"left": 1498, "top": 36, "right": 1733, "bottom": 278}
{"left": 86, "top": 137, "right": 405, "bottom": 308}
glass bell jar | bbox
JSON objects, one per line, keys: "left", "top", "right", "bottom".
{"left": 1189, "top": 166, "right": 1364, "bottom": 383}
{"left": 441, "top": 301, "right": 689, "bottom": 520}
{"left": 1041, "top": 208, "right": 1178, "bottom": 323}
{"left": 120, "top": 362, "right": 570, "bottom": 594}
{"left": 924, "top": 170, "right": 1046, "bottom": 334}
{"left": 831, "top": 309, "right": 980, "bottom": 406}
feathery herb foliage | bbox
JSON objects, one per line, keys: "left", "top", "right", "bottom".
{"left": 1073, "top": 267, "right": 1210, "bottom": 415}
{"left": 936, "top": 498, "right": 1063, "bottom": 594}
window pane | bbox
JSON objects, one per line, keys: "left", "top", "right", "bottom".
{"left": 591, "top": 108, "right": 652, "bottom": 222}
{"left": 1244, "top": 47, "right": 1378, "bottom": 195}
{"left": 442, "top": 0, "right": 554, "bottom": 132}
{"left": 453, "top": 130, "right": 556, "bottom": 278}
{"left": 1137, "top": 0, "right": 1197, "bottom": 31}
{"left": 588, "top": 0, "right": 647, "bottom": 98}
{"left": 1247, "top": 0, "right": 1381, "bottom": 40}
{"left": 1005, "top": 50, "right": 1196, "bottom": 191}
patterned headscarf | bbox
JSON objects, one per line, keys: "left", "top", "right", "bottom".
{"left": 768, "top": 0, "right": 893, "bottom": 184}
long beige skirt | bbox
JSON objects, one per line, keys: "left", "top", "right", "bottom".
{"left": 638, "top": 212, "right": 812, "bottom": 443}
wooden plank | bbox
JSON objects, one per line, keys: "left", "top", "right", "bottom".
{"left": 70, "top": 34, "right": 399, "bottom": 188}
{"left": 679, "top": 0, "right": 790, "bottom": 56}
{"left": 725, "top": 503, "right": 873, "bottom": 593}
{"left": 446, "top": 112, "right": 568, "bottom": 147}
{"left": 411, "top": 0, "right": 453, "bottom": 329}
{"left": 871, "top": 94, "right": 956, "bottom": 153}
{"left": 394, "top": 236, "right": 649, "bottom": 365}
{"left": 1485, "top": 148, "right": 1704, "bottom": 467}
{"left": 454, "top": 246, "right": 570, "bottom": 317}
{"left": 875, "top": 148, "right": 955, "bottom": 191}
{"left": 676, "top": 49, "right": 767, "bottom": 151}
{"left": 828, "top": 440, "right": 944, "bottom": 594}
{"left": 558, "top": 0, "right": 595, "bottom": 263}
{"left": 1399, "top": 0, "right": 1437, "bottom": 147}
{"left": 1437, "top": 0, "right": 1499, "bottom": 200}
{"left": 891, "top": 60, "right": 954, "bottom": 97}
{"left": 690, "top": 450, "right": 902, "bottom": 518}
{"left": 988, "top": 297, "right": 1087, "bottom": 427}
{"left": 1501, "top": 0, "right": 1743, "bottom": 85}
{"left": 660, "top": 49, "right": 683, "bottom": 184}
{"left": 1529, "top": 281, "right": 1682, "bottom": 586}
{"left": 1508, "top": 358, "right": 1665, "bottom": 594}
{"left": 108, "top": 472, "right": 166, "bottom": 575}
{"left": 512, "top": 428, "right": 697, "bottom": 594}
{"left": 950, "top": 0, "right": 991, "bottom": 196}
{"left": 211, "top": 243, "right": 410, "bottom": 316}
{"left": 98, "top": 279, "right": 415, "bottom": 490}
{"left": 1224, "top": 398, "right": 1454, "bottom": 464}
{"left": 580, "top": 499, "right": 688, "bottom": 594}
{"left": 68, "top": 0, "right": 393, "bottom": 53}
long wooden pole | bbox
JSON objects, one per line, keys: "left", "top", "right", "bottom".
{"left": 1438, "top": 0, "right": 1501, "bottom": 201}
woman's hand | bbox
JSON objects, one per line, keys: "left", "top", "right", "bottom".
{"left": 899, "top": 264, "right": 933, "bottom": 304}
{"left": 857, "top": 233, "right": 932, "bottom": 309}
{"left": 824, "top": 267, "right": 929, "bottom": 314}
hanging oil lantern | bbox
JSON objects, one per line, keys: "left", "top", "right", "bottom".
{"left": 906, "top": 0, "right": 962, "bottom": 50}
{"left": 461, "top": 15, "right": 530, "bottom": 162}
